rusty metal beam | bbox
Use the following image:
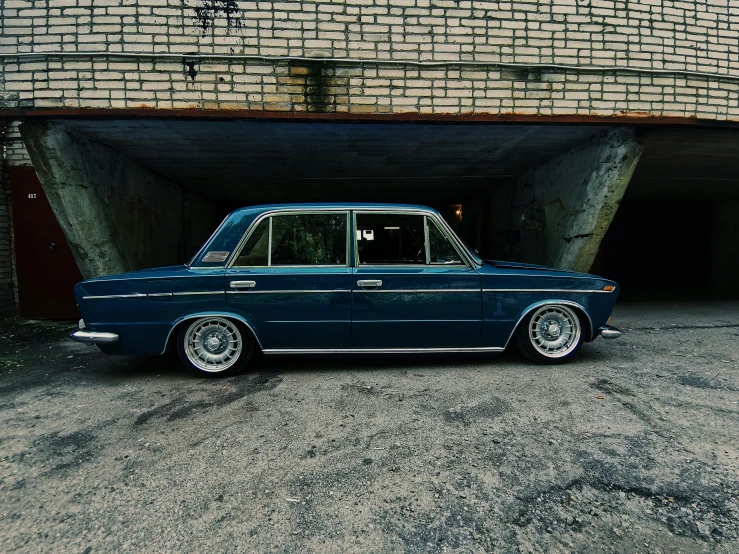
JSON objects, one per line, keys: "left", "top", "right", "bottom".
{"left": 0, "top": 108, "right": 735, "bottom": 127}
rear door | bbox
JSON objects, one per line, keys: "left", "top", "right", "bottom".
{"left": 352, "top": 211, "right": 482, "bottom": 349}
{"left": 225, "top": 211, "right": 352, "bottom": 349}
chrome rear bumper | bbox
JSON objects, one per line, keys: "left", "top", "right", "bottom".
{"left": 71, "top": 330, "right": 119, "bottom": 344}
{"left": 598, "top": 325, "right": 622, "bottom": 339}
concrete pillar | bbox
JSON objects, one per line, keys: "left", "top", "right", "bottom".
{"left": 487, "top": 127, "right": 644, "bottom": 273}
{"left": 20, "top": 122, "right": 217, "bottom": 279}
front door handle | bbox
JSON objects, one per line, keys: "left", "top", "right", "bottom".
{"left": 357, "top": 279, "right": 382, "bottom": 289}
{"left": 230, "top": 280, "right": 256, "bottom": 290}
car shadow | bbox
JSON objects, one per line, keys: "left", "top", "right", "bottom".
{"left": 95, "top": 349, "right": 525, "bottom": 382}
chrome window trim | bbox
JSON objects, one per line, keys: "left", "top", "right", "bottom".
{"left": 227, "top": 207, "right": 471, "bottom": 269}
{"left": 423, "top": 216, "right": 431, "bottom": 264}
{"left": 263, "top": 346, "right": 504, "bottom": 354}
{"left": 228, "top": 210, "right": 351, "bottom": 269}
{"left": 355, "top": 264, "right": 431, "bottom": 269}
{"left": 224, "top": 269, "right": 354, "bottom": 273}
{"left": 502, "top": 299, "right": 593, "bottom": 348}
{"left": 83, "top": 293, "right": 147, "bottom": 300}
{"left": 267, "top": 216, "right": 273, "bottom": 266}
{"left": 353, "top": 268, "right": 469, "bottom": 272}
{"left": 483, "top": 289, "right": 612, "bottom": 293}
{"left": 147, "top": 292, "right": 173, "bottom": 297}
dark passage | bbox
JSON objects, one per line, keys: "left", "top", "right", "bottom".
{"left": 594, "top": 199, "right": 737, "bottom": 300}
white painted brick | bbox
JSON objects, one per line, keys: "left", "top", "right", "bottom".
{"left": 0, "top": 1, "right": 734, "bottom": 122}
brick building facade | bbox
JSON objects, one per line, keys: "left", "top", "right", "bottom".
{"left": 1, "top": 0, "right": 737, "bottom": 117}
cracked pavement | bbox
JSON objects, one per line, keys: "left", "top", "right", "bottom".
{"left": 0, "top": 302, "right": 738, "bottom": 553}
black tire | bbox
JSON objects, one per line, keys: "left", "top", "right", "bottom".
{"left": 515, "top": 304, "right": 584, "bottom": 365}
{"left": 176, "top": 317, "right": 254, "bottom": 377}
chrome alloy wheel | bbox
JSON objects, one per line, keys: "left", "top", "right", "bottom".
{"left": 184, "top": 317, "right": 242, "bottom": 373}
{"left": 528, "top": 305, "right": 581, "bottom": 358}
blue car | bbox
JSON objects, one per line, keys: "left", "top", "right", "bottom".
{"left": 71, "top": 204, "right": 622, "bottom": 376}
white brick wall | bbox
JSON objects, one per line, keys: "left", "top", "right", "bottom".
{"left": 0, "top": 1, "right": 738, "bottom": 118}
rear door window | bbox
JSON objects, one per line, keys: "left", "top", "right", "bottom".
{"left": 232, "top": 212, "right": 348, "bottom": 267}
{"left": 232, "top": 218, "right": 269, "bottom": 267}
{"left": 271, "top": 213, "right": 347, "bottom": 266}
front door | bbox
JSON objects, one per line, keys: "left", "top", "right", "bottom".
{"left": 225, "top": 211, "right": 351, "bottom": 349}
{"left": 352, "top": 212, "right": 482, "bottom": 349}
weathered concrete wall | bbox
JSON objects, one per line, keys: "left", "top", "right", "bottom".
{"left": 712, "top": 201, "right": 739, "bottom": 290}
{"left": 0, "top": 1, "right": 738, "bottom": 121}
{"left": 20, "top": 122, "right": 217, "bottom": 279}
{"left": 486, "top": 127, "right": 644, "bottom": 273}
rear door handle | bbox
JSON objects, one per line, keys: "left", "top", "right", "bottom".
{"left": 230, "top": 280, "right": 256, "bottom": 290}
{"left": 357, "top": 279, "right": 382, "bottom": 289}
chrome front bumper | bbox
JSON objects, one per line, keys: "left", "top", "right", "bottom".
{"left": 598, "top": 325, "right": 622, "bottom": 339}
{"left": 71, "top": 328, "right": 119, "bottom": 344}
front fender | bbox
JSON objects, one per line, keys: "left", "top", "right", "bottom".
{"left": 504, "top": 299, "right": 594, "bottom": 348}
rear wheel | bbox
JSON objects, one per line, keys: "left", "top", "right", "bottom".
{"left": 516, "top": 305, "right": 583, "bottom": 364}
{"left": 177, "top": 317, "right": 253, "bottom": 376}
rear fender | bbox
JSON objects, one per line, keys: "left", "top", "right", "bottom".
{"left": 163, "top": 311, "right": 264, "bottom": 354}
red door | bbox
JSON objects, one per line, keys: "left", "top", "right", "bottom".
{"left": 10, "top": 166, "right": 83, "bottom": 319}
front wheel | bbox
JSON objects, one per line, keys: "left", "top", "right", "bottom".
{"left": 516, "top": 305, "right": 583, "bottom": 364}
{"left": 177, "top": 317, "right": 253, "bottom": 376}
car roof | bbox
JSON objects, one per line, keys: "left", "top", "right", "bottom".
{"left": 229, "top": 203, "right": 440, "bottom": 217}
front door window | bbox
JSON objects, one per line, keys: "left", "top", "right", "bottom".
{"left": 428, "top": 219, "right": 463, "bottom": 265}
{"left": 355, "top": 213, "right": 465, "bottom": 266}
{"left": 355, "top": 213, "right": 426, "bottom": 265}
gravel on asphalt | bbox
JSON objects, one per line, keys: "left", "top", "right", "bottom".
{"left": 0, "top": 303, "right": 737, "bottom": 553}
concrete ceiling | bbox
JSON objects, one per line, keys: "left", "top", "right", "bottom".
{"left": 60, "top": 119, "right": 608, "bottom": 205}
{"left": 56, "top": 119, "right": 739, "bottom": 205}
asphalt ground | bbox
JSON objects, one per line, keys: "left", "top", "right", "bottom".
{"left": 0, "top": 302, "right": 737, "bottom": 553}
